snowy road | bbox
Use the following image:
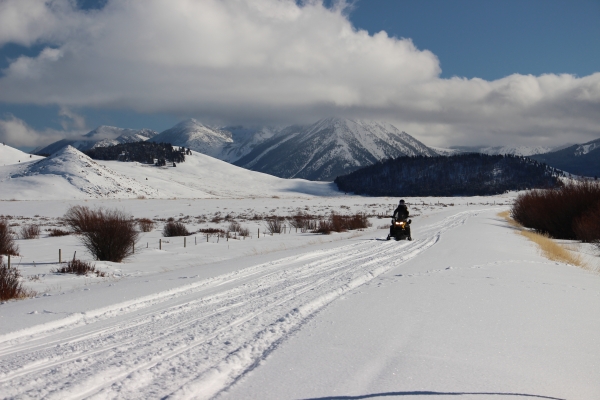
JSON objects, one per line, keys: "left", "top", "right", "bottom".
{"left": 0, "top": 211, "right": 478, "bottom": 399}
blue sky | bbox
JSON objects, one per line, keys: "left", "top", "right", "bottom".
{"left": 0, "top": 0, "right": 599, "bottom": 149}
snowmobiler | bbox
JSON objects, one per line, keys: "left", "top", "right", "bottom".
{"left": 387, "top": 199, "right": 412, "bottom": 241}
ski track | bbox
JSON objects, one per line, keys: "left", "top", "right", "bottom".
{"left": 0, "top": 210, "right": 479, "bottom": 400}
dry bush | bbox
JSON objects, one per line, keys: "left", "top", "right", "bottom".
{"left": 238, "top": 227, "right": 250, "bottom": 237}
{"left": 511, "top": 180, "right": 600, "bottom": 240}
{"left": 265, "top": 217, "right": 283, "bottom": 234}
{"left": 163, "top": 221, "right": 190, "bottom": 237}
{"left": 573, "top": 203, "right": 600, "bottom": 244}
{"left": 138, "top": 218, "right": 155, "bottom": 232}
{"left": 313, "top": 213, "right": 372, "bottom": 234}
{"left": 288, "top": 213, "right": 318, "bottom": 233}
{"left": 1, "top": 256, "right": 35, "bottom": 301}
{"left": 20, "top": 224, "right": 40, "bottom": 239}
{"left": 49, "top": 228, "right": 70, "bottom": 237}
{"left": 0, "top": 220, "right": 19, "bottom": 256}
{"left": 63, "top": 206, "right": 139, "bottom": 262}
{"left": 197, "top": 228, "right": 225, "bottom": 235}
{"left": 52, "top": 259, "right": 105, "bottom": 277}
{"left": 228, "top": 221, "right": 241, "bottom": 232}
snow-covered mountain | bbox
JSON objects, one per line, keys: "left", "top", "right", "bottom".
{"left": 1, "top": 144, "right": 44, "bottom": 166}
{"left": 234, "top": 118, "right": 437, "bottom": 181}
{"left": 219, "top": 126, "right": 280, "bottom": 162}
{"left": 1, "top": 146, "right": 158, "bottom": 199}
{"left": 35, "top": 126, "right": 158, "bottom": 155}
{"left": 450, "top": 145, "right": 554, "bottom": 156}
{"left": 149, "top": 119, "right": 233, "bottom": 158}
{"left": 530, "top": 137, "right": 600, "bottom": 178}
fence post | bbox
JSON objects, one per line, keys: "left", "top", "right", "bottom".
{"left": 7, "top": 255, "right": 10, "bottom": 268}
{"left": 227, "top": 232, "right": 229, "bottom": 242}
{"left": 133, "top": 243, "right": 135, "bottom": 254}
{"left": 184, "top": 237, "right": 186, "bottom": 248}
{"left": 159, "top": 239, "right": 162, "bottom": 250}
{"left": 73, "top": 251, "right": 76, "bottom": 261}
{"left": 258, "top": 228, "right": 260, "bottom": 238}
{"left": 207, "top": 234, "right": 209, "bottom": 242}
{"left": 59, "top": 249, "right": 62, "bottom": 264}
{"left": 195, "top": 236, "right": 197, "bottom": 245}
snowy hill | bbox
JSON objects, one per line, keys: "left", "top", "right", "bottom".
{"left": 0, "top": 144, "right": 44, "bottom": 166}
{"left": 0, "top": 146, "right": 338, "bottom": 200}
{"left": 450, "top": 145, "right": 554, "bottom": 156}
{"left": 0, "top": 146, "right": 158, "bottom": 199}
{"left": 234, "top": 118, "right": 438, "bottom": 181}
{"left": 149, "top": 119, "right": 233, "bottom": 158}
{"left": 530, "top": 137, "right": 600, "bottom": 177}
{"left": 35, "top": 126, "right": 158, "bottom": 155}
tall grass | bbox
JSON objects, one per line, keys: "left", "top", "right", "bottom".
{"left": 63, "top": 206, "right": 139, "bottom": 262}
{"left": 499, "top": 211, "right": 587, "bottom": 270}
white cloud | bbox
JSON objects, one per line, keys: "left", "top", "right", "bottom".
{"left": 0, "top": 115, "right": 60, "bottom": 147}
{"left": 0, "top": 0, "right": 598, "bottom": 147}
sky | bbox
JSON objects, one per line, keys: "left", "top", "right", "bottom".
{"left": 0, "top": 0, "right": 599, "bottom": 150}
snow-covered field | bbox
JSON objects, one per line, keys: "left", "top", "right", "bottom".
{"left": 1, "top": 194, "right": 599, "bottom": 400}
{"left": 1, "top": 145, "right": 599, "bottom": 399}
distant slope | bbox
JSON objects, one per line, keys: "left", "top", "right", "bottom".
{"left": 35, "top": 126, "right": 158, "bottom": 155}
{"left": 0, "top": 144, "right": 44, "bottom": 166}
{"left": 334, "top": 154, "right": 561, "bottom": 197}
{"left": 0, "top": 146, "right": 158, "bottom": 199}
{"left": 450, "top": 145, "right": 554, "bottom": 156}
{"left": 235, "top": 117, "right": 438, "bottom": 181}
{"left": 0, "top": 146, "right": 339, "bottom": 200}
{"left": 149, "top": 119, "right": 233, "bottom": 158}
{"left": 530, "top": 138, "right": 600, "bottom": 177}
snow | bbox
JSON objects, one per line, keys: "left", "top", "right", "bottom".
{"left": 451, "top": 145, "right": 554, "bottom": 156}
{"left": 0, "top": 144, "right": 43, "bottom": 166}
{"left": 574, "top": 138, "right": 600, "bottom": 156}
{"left": 0, "top": 145, "right": 339, "bottom": 200}
{"left": 1, "top": 194, "right": 598, "bottom": 399}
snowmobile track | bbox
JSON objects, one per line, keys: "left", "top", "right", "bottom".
{"left": 0, "top": 210, "right": 479, "bottom": 399}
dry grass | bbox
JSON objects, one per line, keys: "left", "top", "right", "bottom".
{"left": 498, "top": 211, "right": 589, "bottom": 270}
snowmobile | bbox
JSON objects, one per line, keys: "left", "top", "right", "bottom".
{"left": 386, "top": 217, "right": 412, "bottom": 241}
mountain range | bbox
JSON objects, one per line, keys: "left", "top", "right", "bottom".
{"left": 529, "top": 138, "right": 600, "bottom": 178}
{"left": 31, "top": 119, "right": 600, "bottom": 180}
{"left": 34, "top": 126, "right": 158, "bottom": 155}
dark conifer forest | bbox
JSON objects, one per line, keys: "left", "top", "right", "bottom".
{"left": 334, "top": 154, "right": 562, "bottom": 196}
{"left": 85, "top": 142, "right": 188, "bottom": 164}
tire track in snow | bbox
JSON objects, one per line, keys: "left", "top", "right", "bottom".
{"left": 0, "top": 210, "right": 479, "bottom": 399}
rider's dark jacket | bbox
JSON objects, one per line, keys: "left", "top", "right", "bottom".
{"left": 393, "top": 204, "right": 409, "bottom": 220}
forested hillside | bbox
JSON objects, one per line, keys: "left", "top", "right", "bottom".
{"left": 334, "top": 154, "right": 561, "bottom": 196}
{"left": 85, "top": 142, "right": 187, "bottom": 164}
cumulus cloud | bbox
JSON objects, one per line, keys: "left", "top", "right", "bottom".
{"left": 0, "top": 114, "right": 84, "bottom": 147}
{"left": 0, "top": 0, "right": 598, "bottom": 147}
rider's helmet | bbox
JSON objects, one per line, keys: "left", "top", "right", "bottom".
{"left": 399, "top": 199, "right": 405, "bottom": 205}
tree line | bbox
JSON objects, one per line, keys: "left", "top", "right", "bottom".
{"left": 334, "top": 153, "right": 562, "bottom": 197}
{"left": 85, "top": 142, "right": 189, "bottom": 165}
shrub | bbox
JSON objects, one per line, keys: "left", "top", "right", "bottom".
{"left": 312, "top": 212, "right": 372, "bottom": 235}
{"left": 138, "top": 218, "right": 155, "bottom": 232}
{"left": 511, "top": 180, "right": 600, "bottom": 240}
{"left": 52, "top": 259, "right": 105, "bottom": 277}
{"left": 0, "top": 220, "right": 19, "bottom": 256}
{"left": 265, "top": 217, "right": 283, "bottom": 234}
{"left": 573, "top": 203, "right": 600, "bottom": 244}
{"left": 1, "top": 257, "right": 35, "bottom": 301}
{"left": 63, "top": 206, "right": 139, "bottom": 262}
{"left": 49, "top": 229, "right": 70, "bottom": 237}
{"left": 228, "top": 221, "right": 241, "bottom": 233}
{"left": 288, "top": 213, "right": 318, "bottom": 233}
{"left": 163, "top": 221, "right": 190, "bottom": 237}
{"left": 20, "top": 224, "right": 40, "bottom": 239}
{"left": 238, "top": 227, "right": 250, "bottom": 237}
